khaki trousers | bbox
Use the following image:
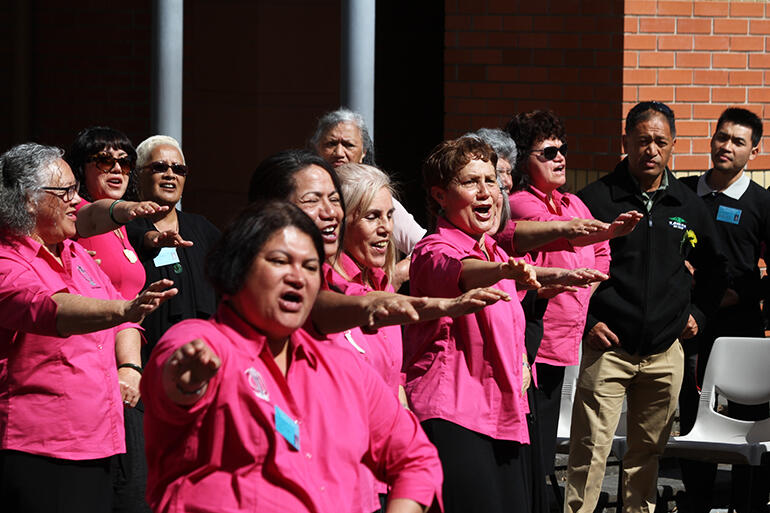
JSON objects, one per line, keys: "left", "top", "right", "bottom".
{"left": 564, "top": 340, "right": 684, "bottom": 513}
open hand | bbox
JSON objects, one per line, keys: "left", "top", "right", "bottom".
{"left": 124, "top": 279, "right": 178, "bottom": 323}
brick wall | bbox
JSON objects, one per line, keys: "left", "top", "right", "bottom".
{"left": 444, "top": 0, "right": 770, "bottom": 191}
{"left": 624, "top": 0, "right": 770, "bottom": 173}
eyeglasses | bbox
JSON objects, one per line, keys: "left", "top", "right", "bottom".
{"left": 86, "top": 153, "right": 133, "bottom": 174}
{"left": 140, "top": 161, "right": 189, "bottom": 177}
{"left": 42, "top": 181, "right": 80, "bottom": 202}
{"left": 530, "top": 143, "right": 568, "bottom": 161}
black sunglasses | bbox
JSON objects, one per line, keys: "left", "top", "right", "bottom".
{"left": 531, "top": 143, "right": 568, "bottom": 161}
{"left": 140, "top": 161, "right": 189, "bottom": 177}
{"left": 87, "top": 153, "right": 133, "bottom": 174}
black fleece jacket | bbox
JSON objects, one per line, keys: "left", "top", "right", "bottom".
{"left": 578, "top": 158, "right": 728, "bottom": 356}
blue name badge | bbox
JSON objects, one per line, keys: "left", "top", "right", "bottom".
{"left": 716, "top": 205, "right": 742, "bottom": 225}
{"left": 275, "top": 405, "right": 300, "bottom": 451}
{"left": 153, "top": 247, "right": 180, "bottom": 267}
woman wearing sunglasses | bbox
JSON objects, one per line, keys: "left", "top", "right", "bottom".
{"left": 504, "top": 110, "right": 640, "bottom": 487}
{"left": 126, "top": 135, "right": 220, "bottom": 363}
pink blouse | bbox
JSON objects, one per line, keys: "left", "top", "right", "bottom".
{"left": 325, "top": 253, "right": 404, "bottom": 394}
{"left": 0, "top": 236, "right": 139, "bottom": 459}
{"left": 142, "top": 304, "right": 443, "bottom": 513}
{"left": 404, "top": 218, "right": 529, "bottom": 443}
{"left": 75, "top": 200, "right": 145, "bottom": 300}
{"left": 508, "top": 187, "right": 611, "bottom": 366}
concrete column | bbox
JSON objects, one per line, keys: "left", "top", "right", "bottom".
{"left": 152, "top": 0, "right": 184, "bottom": 145}
{"left": 341, "top": 0, "right": 376, "bottom": 138}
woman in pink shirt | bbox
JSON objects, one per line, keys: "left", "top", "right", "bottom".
{"left": 504, "top": 111, "right": 639, "bottom": 482}
{"left": 142, "top": 201, "right": 443, "bottom": 513}
{"left": 0, "top": 143, "right": 176, "bottom": 513}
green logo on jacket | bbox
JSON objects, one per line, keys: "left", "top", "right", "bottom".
{"left": 668, "top": 217, "right": 687, "bottom": 230}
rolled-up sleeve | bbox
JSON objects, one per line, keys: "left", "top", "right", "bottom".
{"left": 0, "top": 259, "right": 60, "bottom": 337}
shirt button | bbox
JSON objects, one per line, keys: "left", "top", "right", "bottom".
{"left": 305, "top": 452, "right": 312, "bottom": 459}
{"left": 320, "top": 486, "right": 325, "bottom": 492}
{"left": 97, "top": 344, "right": 103, "bottom": 350}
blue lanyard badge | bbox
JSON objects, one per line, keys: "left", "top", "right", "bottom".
{"left": 716, "top": 205, "right": 742, "bottom": 225}
{"left": 275, "top": 405, "right": 300, "bottom": 451}
{"left": 153, "top": 247, "right": 180, "bottom": 267}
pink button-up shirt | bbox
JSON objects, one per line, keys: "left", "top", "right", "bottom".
{"left": 142, "top": 304, "right": 442, "bottom": 513}
{"left": 325, "top": 254, "right": 404, "bottom": 394}
{"left": 0, "top": 236, "right": 134, "bottom": 460}
{"left": 404, "top": 218, "right": 529, "bottom": 443}
{"left": 508, "top": 187, "right": 611, "bottom": 366}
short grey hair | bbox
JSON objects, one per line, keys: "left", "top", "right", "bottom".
{"left": 136, "top": 135, "right": 185, "bottom": 170}
{"left": 0, "top": 143, "right": 63, "bottom": 239}
{"left": 310, "top": 108, "right": 375, "bottom": 165}
{"left": 463, "top": 128, "right": 518, "bottom": 165}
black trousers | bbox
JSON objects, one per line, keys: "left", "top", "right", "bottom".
{"left": 0, "top": 450, "right": 113, "bottom": 513}
{"left": 113, "top": 404, "right": 152, "bottom": 513}
{"left": 532, "top": 362, "right": 565, "bottom": 476}
{"left": 421, "top": 418, "right": 532, "bottom": 513}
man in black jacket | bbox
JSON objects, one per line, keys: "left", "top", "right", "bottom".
{"left": 564, "top": 101, "right": 728, "bottom": 513}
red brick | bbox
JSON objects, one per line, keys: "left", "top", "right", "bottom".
{"left": 624, "top": 17, "right": 638, "bottom": 32}
{"left": 518, "top": 67, "right": 549, "bottom": 83}
{"left": 676, "top": 52, "right": 710, "bottom": 68}
{"left": 486, "top": 65, "right": 519, "bottom": 82}
{"left": 639, "top": 51, "right": 674, "bottom": 67}
{"left": 750, "top": 154, "right": 770, "bottom": 169}
{"left": 624, "top": 68, "right": 657, "bottom": 84}
{"left": 550, "top": 34, "right": 581, "bottom": 49}
{"left": 692, "top": 137, "right": 712, "bottom": 153}
{"left": 764, "top": 71, "right": 770, "bottom": 83}
{"left": 713, "top": 53, "right": 748, "bottom": 69}
{"left": 623, "top": 85, "right": 638, "bottom": 102}
{"left": 639, "top": 86, "right": 674, "bottom": 101}
{"left": 625, "top": 34, "right": 657, "bottom": 50}
{"left": 675, "top": 86, "right": 710, "bottom": 102}
{"left": 693, "top": 1, "right": 729, "bottom": 17}
{"left": 624, "top": 51, "right": 638, "bottom": 67}
{"left": 693, "top": 69, "right": 729, "bottom": 85}
{"left": 748, "top": 88, "right": 770, "bottom": 103}
{"left": 625, "top": 0, "right": 656, "bottom": 15}
{"left": 457, "top": 31, "right": 489, "bottom": 47}
{"left": 471, "top": 49, "right": 503, "bottom": 64}
{"left": 445, "top": 32, "right": 458, "bottom": 48}
{"left": 658, "top": 69, "right": 693, "bottom": 84}
{"left": 500, "top": 83, "right": 533, "bottom": 98}
{"left": 674, "top": 139, "right": 692, "bottom": 153}
{"left": 445, "top": 63, "right": 458, "bottom": 80}
{"left": 488, "top": 32, "right": 518, "bottom": 47}
{"left": 714, "top": 19, "right": 748, "bottom": 35}
{"left": 596, "top": 51, "right": 622, "bottom": 67}
{"left": 445, "top": 14, "right": 470, "bottom": 31}
{"left": 582, "top": 33, "right": 614, "bottom": 49}
{"left": 750, "top": 20, "right": 770, "bottom": 35}
{"left": 487, "top": 0, "right": 521, "bottom": 14}
{"left": 519, "top": 32, "right": 550, "bottom": 49}
{"left": 694, "top": 35, "right": 730, "bottom": 50}
{"left": 532, "top": 15, "right": 566, "bottom": 32}
{"left": 639, "top": 17, "right": 676, "bottom": 33}
{"left": 693, "top": 103, "right": 731, "bottom": 119}
{"left": 445, "top": 48, "right": 472, "bottom": 64}
{"left": 457, "top": 64, "right": 486, "bottom": 81}
{"left": 730, "top": 35, "right": 764, "bottom": 51}
{"left": 657, "top": 1, "right": 692, "bottom": 16}
{"left": 502, "top": 15, "right": 533, "bottom": 32}
{"left": 729, "top": 70, "right": 763, "bottom": 86}
{"left": 670, "top": 103, "right": 692, "bottom": 121}
{"left": 473, "top": 15, "right": 503, "bottom": 31}
{"left": 502, "top": 48, "right": 534, "bottom": 66}
{"left": 674, "top": 155, "right": 710, "bottom": 171}
{"left": 676, "top": 120, "right": 710, "bottom": 137}
{"left": 749, "top": 53, "right": 770, "bottom": 68}
{"left": 678, "top": 18, "right": 712, "bottom": 34}
{"left": 712, "top": 87, "right": 747, "bottom": 102}
{"left": 730, "top": 2, "right": 764, "bottom": 17}
{"left": 658, "top": 35, "right": 693, "bottom": 50}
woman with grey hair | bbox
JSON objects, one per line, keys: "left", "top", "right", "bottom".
{"left": 465, "top": 128, "right": 517, "bottom": 193}
{"left": 0, "top": 143, "right": 176, "bottom": 512}
{"left": 310, "top": 108, "right": 427, "bottom": 274}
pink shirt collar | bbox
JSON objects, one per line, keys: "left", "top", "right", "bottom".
{"left": 525, "top": 186, "right": 571, "bottom": 215}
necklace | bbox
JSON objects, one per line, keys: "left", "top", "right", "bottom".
{"left": 114, "top": 228, "right": 138, "bottom": 263}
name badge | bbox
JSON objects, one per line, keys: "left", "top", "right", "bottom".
{"left": 275, "top": 405, "right": 300, "bottom": 450}
{"left": 716, "top": 205, "right": 742, "bottom": 225}
{"left": 153, "top": 247, "right": 180, "bottom": 267}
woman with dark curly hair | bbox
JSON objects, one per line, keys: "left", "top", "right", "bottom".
{"left": 505, "top": 111, "right": 640, "bottom": 483}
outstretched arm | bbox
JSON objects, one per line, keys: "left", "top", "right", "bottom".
{"left": 76, "top": 199, "right": 169, "bottom": 238}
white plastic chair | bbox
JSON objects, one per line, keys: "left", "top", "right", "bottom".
{"left": 665, "top": 336, "right": 770, "bottom": 510}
